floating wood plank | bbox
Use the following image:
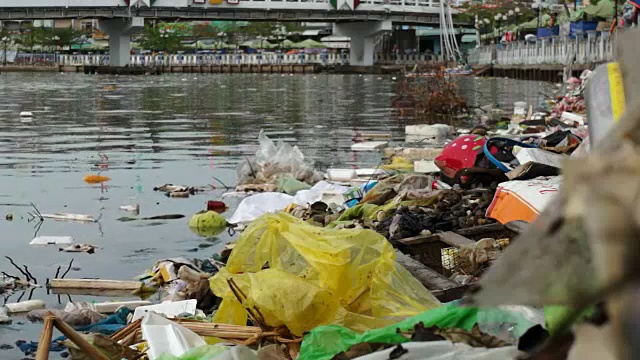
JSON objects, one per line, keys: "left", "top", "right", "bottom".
{"left": 454, "top": 223, "right": 505, "bottom": 237}
{"left": 395, "top": 250, "right": 459, "bottom": 291}
{"left": 397, "top": 233, "right": 440, "bottom": 246}
{"left": 49, "top": 279, "right": 142, "bottom": 291}
{"left": 438, "top": 231, "right": 476, "bottom": 248}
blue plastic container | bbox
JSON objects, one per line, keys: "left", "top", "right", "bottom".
{"left": 570, "top": 21, "right": 598, "bottom": 38}
{"left": 536, "top": 26, "right": 560, "bottom": 38}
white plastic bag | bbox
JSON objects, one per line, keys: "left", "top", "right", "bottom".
{"left": 228, "top": 192, "right": 294, "bottom": 224}
{"left": 237, "top": 130, "right": 323, "bottom": 186}
{"left": 141, "top": 313, "right": 206, "bottom": 360}
{"left": 293, "top": 181, "right": 351, "bottom": 205}
{"left": 133, "top": 299, "right": 198, "bottom": 322}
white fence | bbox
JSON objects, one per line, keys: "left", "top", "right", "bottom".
{"left": 58, "top": 53, "right": 349, "bottom": 66}
{"left": 467, "top": 34, "right": 614, "bottom": 66}
{"left": 57, "top": 53, "right": 438, "bottom": 66}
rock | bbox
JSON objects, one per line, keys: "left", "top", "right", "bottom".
{"left": 0, "top": 344, "right": 13, "bottom": 350}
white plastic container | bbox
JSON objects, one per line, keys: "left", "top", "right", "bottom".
{"left": 326, "top": 168, "right": 357, "bottom": 182}
{"left": 405, "top": 124, "right": 451, "bottom": 144}
{"left": 414, "top": 160, "right": 439, "bottom": 173}
{"left": 5, "top": 300, "right": 46, "bottom": 314}
{"left": 351, "top": 141, "right": 388, "bottom": 151}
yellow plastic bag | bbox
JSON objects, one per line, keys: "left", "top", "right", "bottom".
{"left": 381, "top": 156, "right": 414, "bottom": 172}
{"left": 210, "top": 213, "right": 440, "bottom": 335}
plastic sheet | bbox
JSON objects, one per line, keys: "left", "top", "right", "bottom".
{"left": 210, "top": 213, "right": 440, "bottom": 336}
{"left": 142, "top": 313, "right": 207, "bottom": 360}
{"left": 227, "top": 192, "right": 294, "bottom": 224}
{"left": 156, "top": 345, "right": 231, "bottom": 360}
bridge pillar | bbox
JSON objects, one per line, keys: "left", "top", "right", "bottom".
{"left": 98, "top": 17, "right": 144, "bottom": 67}
{"left": 334, "top": 21, "right": 392, "bottom": 66}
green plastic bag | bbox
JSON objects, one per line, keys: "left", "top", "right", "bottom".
{"left": 277, "top": 175, "right": 311, "bottom": 195}
{"left": 298, "top": 305, "right": 479, "bottom": 360}
{"left": 188, "top": 211, "right": 227, "bottom": 237}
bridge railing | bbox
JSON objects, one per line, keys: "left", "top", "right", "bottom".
{"left": 468, "top": 34, "right": 615, "bottom": 66}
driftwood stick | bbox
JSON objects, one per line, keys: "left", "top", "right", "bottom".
{"left": 60, "top": 259, "right": 74, "bottom": 279}
{"left": 5, "top": 256, "right": 30, "bottom": 280}
{"left": 53, "top": 317, "right": 110, "bottom": 360}
{"left": 35, "top": 314, "right": 55, "bottom": 360}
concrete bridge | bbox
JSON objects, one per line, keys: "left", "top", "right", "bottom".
{"left": 0, "top": 0, "right": 460, "bottom": 66}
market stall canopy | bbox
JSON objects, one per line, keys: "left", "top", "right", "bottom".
{"left": 573, "top": 0, "right": 614, "bottom": 20}
{"left": 240, "top": 40, "right": 276, "bottom": 49}
{"left": 291, "top": 39, "right": 326, "bottom": 49}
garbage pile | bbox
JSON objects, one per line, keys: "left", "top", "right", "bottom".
{"left": 19, "top": 65, "right": 625, "bottom": 360}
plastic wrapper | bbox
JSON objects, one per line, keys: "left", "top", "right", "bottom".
{"left": 142, "top": 313, "right": 207, "bottom": 360}
{"left": 209, "top": 213, "right": 440, "bottom": 336}
{"left": 237, "top": 130, "right": 323, "bottom": 186}
{"left": 227, "top": 192, "right": 294, "bottom": 224}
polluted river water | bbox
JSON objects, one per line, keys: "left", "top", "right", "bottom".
{"left": 0, "top": 72, "right": 554, "bottom": 358}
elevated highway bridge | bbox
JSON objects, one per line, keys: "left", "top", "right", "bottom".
{"left": 1, "top": 0, "right": 465, "bottom": 66}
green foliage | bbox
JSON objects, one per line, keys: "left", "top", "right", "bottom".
{"left": 139, "top": 24, "right": 183, "bottom": 53}
{"left": 456, "top": 0, "right": 536, "bottom": 28}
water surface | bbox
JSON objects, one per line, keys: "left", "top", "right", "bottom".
{"left": 0, "top": 72, "right": 553, "bottom": 357}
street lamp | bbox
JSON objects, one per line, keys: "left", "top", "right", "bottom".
{"left": 1, "top": 36, "right": 9, "bottom": 66}
{"left": 514, "top": 7, "right": 521, "bottom": 39}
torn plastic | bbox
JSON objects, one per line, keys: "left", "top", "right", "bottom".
{"left": 141, "top": 313, "right": 207, "bottom": 360}
{"left": 210, "top": 213, "right": 440, "bottom": 336}
{"left": 237, "top": 130, "right": 323, "bottom": 187}
{"left": 132, "top": 299, "right": 198, "bottom": 322}
{"left": 227, "top": 192, "right": 294, "bottom": 224}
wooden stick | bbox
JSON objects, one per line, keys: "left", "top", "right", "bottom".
{"left": 48, "top": 279, "right": 142, "bottom": 291}
{"left": 35, "top": 314, "right": 55, "bottom": 360}
{"left": 110, "top": 319, "right": 142, "bottom": 342}
{"left": 52, "top": 317, "right": 110, "bottom": 360}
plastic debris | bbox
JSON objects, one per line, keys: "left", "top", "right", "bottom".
{"left": 41, "top": 213, "right": 97, "bottom": 222}
{"left": 132, "top": 299, "right": 198, "bottom": 322}
{"left": 59, "top": 244, "right": 97, "bottom": 254}
{"left": 188, "top": 210, "right": 228, "bottom": 237}
{"left": 142, "top": 313, "right": 207, "bottom": 360}
{"left": 30, "top": 236, "right": 74, "bottom": 245}
{"left": 210, "top": 213, "right": 440, "bottom": 336}
{"left": 83, "top": 174, "right": 111, "bottom": 184}
{"left": 228, "top": 192, "right": 294, "bottom": 224}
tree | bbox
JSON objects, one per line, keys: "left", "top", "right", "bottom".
{"left": 16, "top": 24, "right": 45, "bottom": 54}
{"left": 39, "top": 27, "right": 76, "bottom": 51}
{"left": 138, "top": 24, "right": 183, "bottom": 53}
{"left": 245, "top": 22, "right": 278, "bottom": 47}
{"left": 191, "top": 23, "right": 218, "bottom": 50}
